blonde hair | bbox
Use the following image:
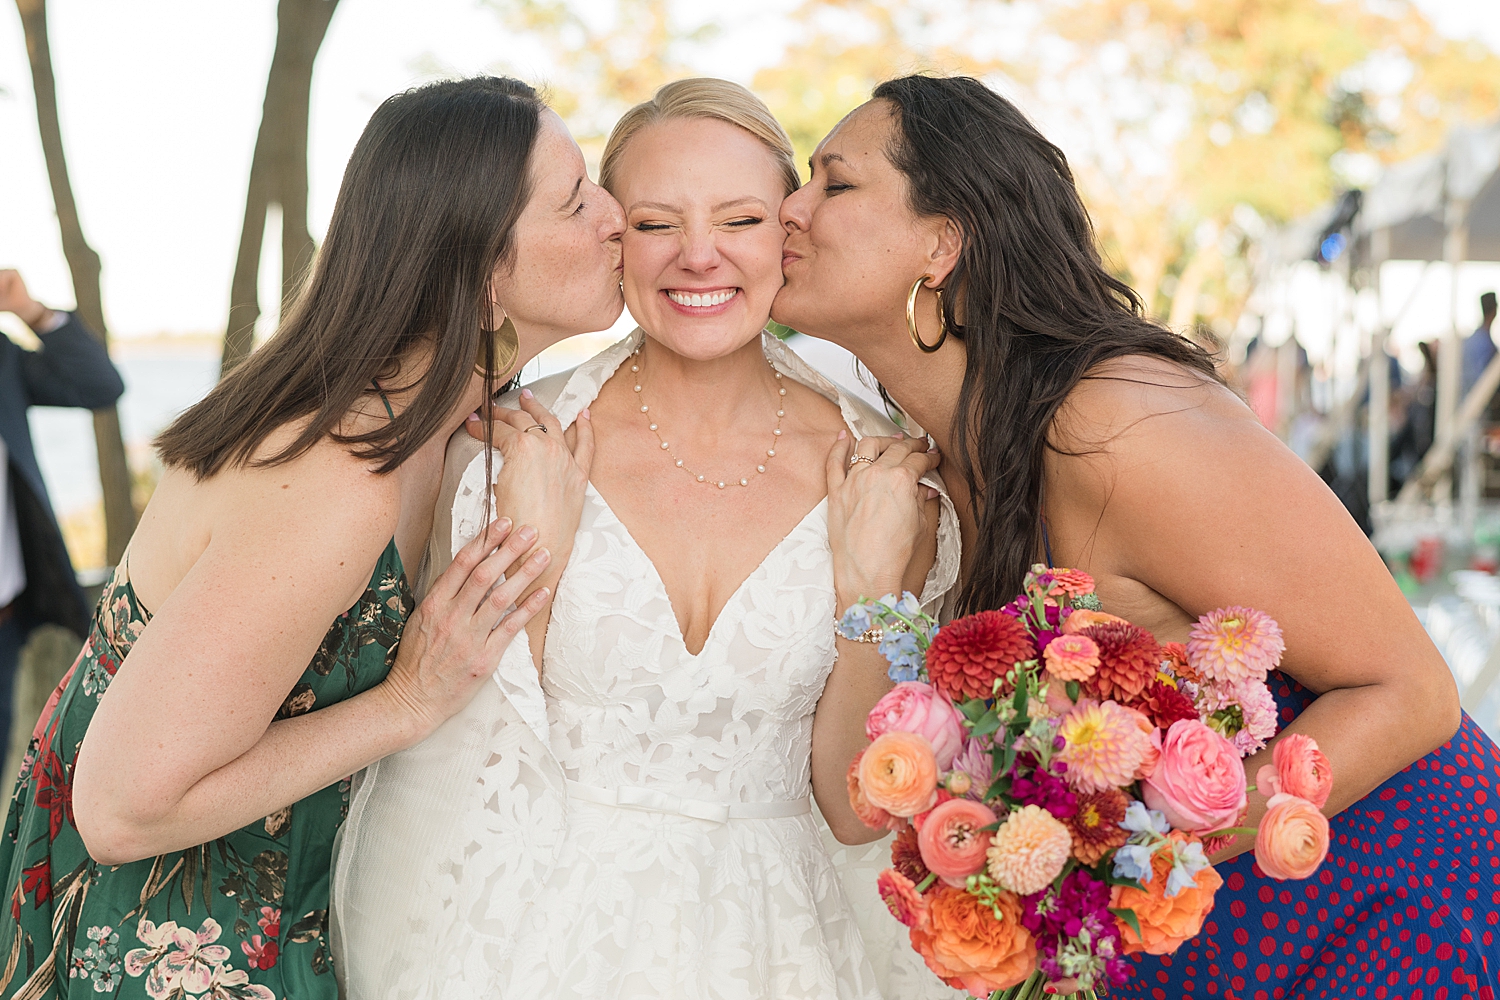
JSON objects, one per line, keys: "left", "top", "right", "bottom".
{"left": 600, "top": 78, "right": 800, "bottom": 197}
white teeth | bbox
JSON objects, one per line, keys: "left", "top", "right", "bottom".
{"left": 668, "top": 288, "right": 737, "bottom": 308}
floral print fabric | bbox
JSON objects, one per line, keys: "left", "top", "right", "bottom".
{"left": 0, "top": 540, "right": 410, "bottom": 999}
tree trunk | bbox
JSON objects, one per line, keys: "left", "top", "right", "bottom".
{"left": 221, "top": 0, "right": 339, "bottom": 376}
{"left": 15, "top": 0, "right": 137, "bottom": 565}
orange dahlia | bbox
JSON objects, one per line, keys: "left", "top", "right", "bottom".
{"left": 1066, "top": 788, "right": 1130, "bottom": 864}
{"left": 1082, "top": 622, "right": 1160, "bottom": 703}
{"left": 926, "top": 611, "right": 1037, "bottom": 702}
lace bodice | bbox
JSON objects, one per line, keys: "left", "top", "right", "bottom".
{"left": 545, "top": 486, "right": 835, "bottom": 802}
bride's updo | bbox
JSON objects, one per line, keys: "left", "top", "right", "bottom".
{"left": 599, "top": 78, "right": 800, "bottom": 198}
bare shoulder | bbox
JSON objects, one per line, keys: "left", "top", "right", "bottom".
{"left": 132, "top": 422, "right": 401, "bottom": 611}
{"left": 1052, "top": 354, "right": 1246, "bottom": 452}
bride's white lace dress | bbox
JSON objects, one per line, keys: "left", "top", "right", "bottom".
{"left": 330, "top": 332, "right": 964, "bottom": 999}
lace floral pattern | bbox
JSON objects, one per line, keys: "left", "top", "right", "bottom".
{"left": 331, "top": 332, "right": 964, "bottom": 1000}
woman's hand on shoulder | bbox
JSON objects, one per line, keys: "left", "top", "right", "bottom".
{"left": 465, "top": 390, "right": 593, "bottom": 668}
{"left": 825, "top": 431, "right": 940, "bottom": 609}
{"left": 377, "top": 516, "right": 554, "bottom": 735}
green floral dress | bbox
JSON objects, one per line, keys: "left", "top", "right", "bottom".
{"left": 0, "top": 540, "right": 411, "bottom": 999}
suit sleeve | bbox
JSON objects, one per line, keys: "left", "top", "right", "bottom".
{"left": 18, "top": 312, "right": 126, "bottom": 409}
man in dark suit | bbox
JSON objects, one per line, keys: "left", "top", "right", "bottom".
{"left": 0, "top": 269, "right": 124, "bottom": 750}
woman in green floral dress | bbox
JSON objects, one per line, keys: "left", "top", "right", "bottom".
{"left": 0, "top": 76, "right": 626, "bottom": 999}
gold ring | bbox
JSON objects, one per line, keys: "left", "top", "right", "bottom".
{"left": 525, "top": 424, "right": 547, "bottom": 434}
{"left": 850, "top": 455, "right": 877, "bottom": 466}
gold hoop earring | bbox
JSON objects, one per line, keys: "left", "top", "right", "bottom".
{"left": 906, "top": 274, "right": 948, "bottom": 353}
{"left": 475, "top": 315, "right": 520, "bottom": 378}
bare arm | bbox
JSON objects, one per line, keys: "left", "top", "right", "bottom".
{"left": 73, "top": 457, "right": 553, "bottom": 864}
{"left": 1047, "top": 359, "right": 1460, "bottom": 861}
{"left": 812, "top": 433, "right": 942, "bottom": 844}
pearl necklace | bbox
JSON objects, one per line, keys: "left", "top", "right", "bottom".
{"left": 631, "top": 347, "right": 787, "bottom": 489}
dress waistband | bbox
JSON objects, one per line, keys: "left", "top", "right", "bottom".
{"left": 564, "top": 779, "right": 811, "bottom": 824}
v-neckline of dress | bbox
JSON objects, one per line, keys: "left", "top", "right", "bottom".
{"left": 584, "top": 481, "right": 828, "bottom": 658}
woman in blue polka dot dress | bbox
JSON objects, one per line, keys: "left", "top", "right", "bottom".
{"left": 768, "top": 72, "right": 1499, "bottom": 1000}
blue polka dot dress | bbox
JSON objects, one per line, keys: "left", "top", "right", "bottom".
{"left": 1109, "top": 671, "right": 1498, "bottom": 1000}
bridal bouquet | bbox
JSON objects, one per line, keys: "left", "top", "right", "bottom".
{"left": 842, "top": 568, "right": 1333, "bottom": 1000}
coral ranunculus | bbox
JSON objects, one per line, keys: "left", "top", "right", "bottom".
{"left": 985, "top": 804, "right": 1073, "bottom": 895}
{"left": 1270, "top": 733, "right": 1333, "bottom": 808}
{"left": 1186, "top": 606, "right": 1285, "bottom": 687}
{"left": 909, "top": 885, "right": 1037, "bottom": 995}
{"left": 1111, "top": 835, "right": 1223, "bottom": 955}
{"left": 866, "top": 682, "right": 966, "bottom": 770}
{"left": 918, "top": 799, "right": 998, "bottom": 885}
{"left": 859, "top": 733, "right": 939, "bottom": 818}
{"left": 925, "top": 611, "right": 1037, "bottom": 702}
{"left": 847, "top": 750, "right": 899, "bottom": 831}
{"left": 1044, "top": 634, "right": 1101, "bottom": 683}
{"left": 1056, "top": 699, "right": 1155, "bottom": 793}
{"left": 877, "top": 868, "right": 930, "bottom": 929}
{"left": 1255, "top": 793, "right": 1330, "bottom": 880}
{"left": 1141, "top": 719, "right": 1247, "bottom": 836}
{"left": 1083, "top": 622, "right": 1161, "bottom": 703}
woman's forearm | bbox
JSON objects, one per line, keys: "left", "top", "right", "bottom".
{"left": 1209, "top": 677, "right": 1459, "bottom": 864}
{"left": 78, "top": 684, "right": 425, "bottom": 865}
{"left": 811, "top": 637, "right": 896, "bottom": 844}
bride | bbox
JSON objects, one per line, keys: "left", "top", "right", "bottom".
{"left": 331, "top": 79, "right": 962, "bottom": 998}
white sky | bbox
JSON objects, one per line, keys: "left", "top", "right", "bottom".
{"left": 1, "top": 0, "right": 1496, "bottom": 340}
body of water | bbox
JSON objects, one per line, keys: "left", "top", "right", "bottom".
{"left": 26, "top": 330, "right": 884, "bottom": 530}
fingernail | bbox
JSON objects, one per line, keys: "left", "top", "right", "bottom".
{"left": 837, "top": 430, "right": 847, "bottom": 441}
{"left": 495, "top": 517, "right": 511, "bottom": 531}
{"left": 521, "top": 388, "right": 534, "bottom": 399}
{"left": 580, "top": 407, "right": 591, "bottom": 419}
{"left": 466, "top": 412, "right": 480, "bottom": 423}
{"left": 518, "top": 525, "right": 537, "bottom": 541}
{"left": 537, "top": 587, "right": 550, "bottom": 599}
{"left": 533, "top": 547, "right": 551, "bottom": 563}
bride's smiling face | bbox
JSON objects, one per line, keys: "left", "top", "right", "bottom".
{"left": 611, "top": 117, "right": 789, "bottom": 360}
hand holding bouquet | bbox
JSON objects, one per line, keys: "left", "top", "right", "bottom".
{"left": 841, "top": 568, "right": 1333, "bottom": 1000}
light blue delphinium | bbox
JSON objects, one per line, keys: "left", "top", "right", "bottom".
{"left": 838, "top": 603, "right": 874, "bottom": 641}
{"left": 1164, "top": 839, "right": 1210, "bottom": 898}
{"left": 1120, "top": 801, "right": 1169, "bottom": 837}
{"left": 879, "top": 630, "right": 924, "bottom": 682}
{"left": 893, "top": 591, "right": 924, "bottom": 619}
{"left": 1111, "top": 842, "right": 1156, "bottom": 884}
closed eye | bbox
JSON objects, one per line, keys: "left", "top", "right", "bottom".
{"left": 824, "top": 183, "right": 851, "bottom": 194}
{"left": 635, "top": 222, "right": 673, "bottom": 231}
{"left": 725, "top": 217, "right": 763, "bottom": 228}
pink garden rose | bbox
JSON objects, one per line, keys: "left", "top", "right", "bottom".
{"left": 866, "top": 682, "right": 966, "bottom": 770}
{"left": 1141, "top": 719, "right": 1247, "bottom": 836}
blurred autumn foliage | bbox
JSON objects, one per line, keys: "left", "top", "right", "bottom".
{"left": 487, "top": 0, "right": 1500, "bottom": 344}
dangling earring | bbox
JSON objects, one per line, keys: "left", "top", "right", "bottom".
{"left": 906, "top": 274, "right": 948, "bottom": 353}
{"left": 475, "top": 315, "right": 520, "bottom": 377}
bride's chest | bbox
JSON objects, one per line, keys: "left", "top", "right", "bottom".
{"left": 539, "top": 489, "right": 841, "bottom": 721}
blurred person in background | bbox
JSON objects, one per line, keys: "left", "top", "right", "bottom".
{"left": 0, "top": 268, "right": 123, "bottom": 756}
{"left": 1390, "top": 339, "right": 1437, "bottom": 491}
{"left": 1461, "top": 290, "right": 1497, "bottom": 397}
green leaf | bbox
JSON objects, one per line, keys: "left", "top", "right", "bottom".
{"left": 1066, "top": 680, "right": 1080, "bottom": 701}
{"left": 960, "top": 698, "right": 989, "bottom": 722}
{"left": 1001, "top": 744, "right": 1017, "bottom": 777}
{"left": 971, "top": 712, "right": 1002, "bottom": 738}
{"left": 1214, "top": 826, "right": 1260, "bottom": 839}
{"left": 1102, "top": 871, "right": 1146, "bottom": 890}
{"left": 984, "top": 775, "right": 1012, "bottom": 801}
{"left": 1109, "top": 906, "right": 1143, "bottom": 941}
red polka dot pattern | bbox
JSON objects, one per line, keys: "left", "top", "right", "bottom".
{"left": 1108, "top": 671, "right": 1499, "bottom": 1000}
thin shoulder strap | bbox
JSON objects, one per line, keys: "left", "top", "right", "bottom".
{"left": 370, "top": 378, "right": 396, "bottom": 421}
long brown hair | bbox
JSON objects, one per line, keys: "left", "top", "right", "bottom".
{"left": 871, "top": 75, "right": 1222, "bottom": 613}
{"left": 158, "top": 76, "right": 545, "bottom": 477}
